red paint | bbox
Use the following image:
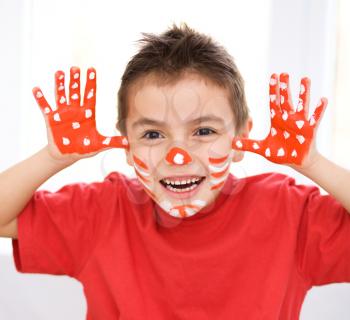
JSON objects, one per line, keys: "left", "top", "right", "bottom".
{"left": 165, "top": 147, "right": 192, "bottom": 165}
{"left": 133, "top": 155, "right": 149, "bottom": 170}
{"left": 209, "top": 154, "right": 229, "bottom": 164}
{"left": 231, "top": 73, "right": 327, "bottom": 165}
{"left": 33, "top": 67, "right": 129, "bottom": 154}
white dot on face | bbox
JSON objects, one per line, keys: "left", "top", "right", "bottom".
{"left": 58, "top": 84, "right": 64, "bottom": 91}
{"left": 270, "top": 94, "right": 276, "bottom": 102}
{"left": 72, "top": 122, "right": 80, "bottom": 129}
{"left": 291, "top": 149, "right": 297, "bottom": 157}
{"left": 71, "top": 82, "right": 78, "bottom": 89}
{"left": 62, "top": 137, "right": 70, "bottom": 145}
{"left": 44, "top": 107, "right": 50, "bottom": 114}
{"left": 89, "top": 72, "right": 95, "bottom": 80}
{"left": 265, "top": 148, "right": 271, "bottom": 157}
{"left": 73, "top": 73, "right": 79, "bottom": 80}
{"left": 36, "top": 91, "right": 43, "bottom": 98}
{"left": 295, "top": 120, "right": 304, "bottom": 129}
{"left": 235, "top": 140, "right": 243, "bottom": 148}
{"left": 270, "top": 127, "right": 277, "bottom": 136}
{"left": 85, "top": 109, "right": 92, "bottom": 118}
{"left": 59, "top": 74, "right": 64, "bottom": 80}
{"left": 59, "top": 96, "right": 66, "bottom": 104}
{"left": 173, "top": 153, "right": 184, "bottom": 164}
{"left": 280, "top": 95, "right": 285, "bottom": 105}
{"left": 87, "top": 89, "right": 94, "bottom": 99}
{"left": 83, "top": 137, "right": 90, "bottom": 146}
{"left": 300, "top": 84, "right": 305, "bottom": 95}
{"left": 102, "top": 137, "right": 111, "bottom": 145}
{"left": 53, "top": 113, "right": 61, "bottom": 121}
{"left": 71, "top": 93, "right": 79, "bottom": 100}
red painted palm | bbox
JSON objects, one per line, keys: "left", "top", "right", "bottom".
{"left": 232, "top": 73, "right": 327, "bottom": 166}
{"left": 33, "top": 67, "right": 129, "bottom": 154}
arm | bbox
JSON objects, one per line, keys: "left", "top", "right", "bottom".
{"left": 0, "top": 146, "right": 75, "bottom": 238}
{"left": 294, "top": 153, "right": 350, "bottom": 213}
{"left": 0, "top": 67, "right": 128, "bottom": 238}
{"left": 232, "top": 73, "right": 349, "bottom": 213}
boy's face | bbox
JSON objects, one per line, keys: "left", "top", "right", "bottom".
{"left": 124, "top": 72, "right": 251, "bottom": 218}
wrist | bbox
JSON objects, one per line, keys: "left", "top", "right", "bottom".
{"left": 41, "top": 145, "right": 77, "bottom": 169}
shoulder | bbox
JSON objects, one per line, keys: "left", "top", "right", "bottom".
{"left": 235, "top": 171, "right": 320, "bottom": 200}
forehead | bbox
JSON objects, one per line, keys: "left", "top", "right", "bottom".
{"left": 126, "top": 71, "right": 234, "bottom": 128}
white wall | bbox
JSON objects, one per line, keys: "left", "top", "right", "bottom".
{"left": 0, "top": 0, "right": 349, "bottom": 319}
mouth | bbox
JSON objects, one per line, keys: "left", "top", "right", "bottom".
{"left": 159, "top": 176, "right": 206, "bottom": 193}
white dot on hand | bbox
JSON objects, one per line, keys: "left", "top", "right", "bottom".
{"left": 235, "top": 140, "right": 243, "bottom": 148}
{"left": 83, "top": 137, "right": 91, "bottom": 146}
{"left": 72, "top": 122, "right": 80, "bottom": 129}
{"left": 85, "top": 109, "right": 92, "bottom": 118}
{"left": 53, "top": 113, "right": 61, "bottom": 121}
{"left": 87, "top": 89, "right": 94, "bottom": 99}
{"left": 62, "top": 137, "right": 70, "bottom": 145}
{"left": 102, "top": 137, "right": 111, "bottom": 145}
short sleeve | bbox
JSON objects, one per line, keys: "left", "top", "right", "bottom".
{"left": 292, "top": 179, "right": 350, "bottom": 287}
{"left": 12, "top": 172, "right": 121, "bottom": 278}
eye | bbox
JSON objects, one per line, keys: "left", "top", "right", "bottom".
{"left": 194, "top": 127, "right": 217, "bottom": 136}
{"left": 141, "top": 130, "right": 163, "bottom": 140}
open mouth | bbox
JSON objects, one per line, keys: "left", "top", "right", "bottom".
{"left": 159, "top": 176, "right": 206, "bottom": 193}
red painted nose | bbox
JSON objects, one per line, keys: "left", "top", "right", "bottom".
{"left": 165, "top": 147, "right": 192, "bottom": 165}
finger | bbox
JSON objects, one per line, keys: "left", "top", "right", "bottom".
{"left": 309, "top": 97, "right": 328, "bottom": 128}
{"left": 83, "top": 67, "right": 96, "bottom": 109}
{"left": 32, "top": 87, "right": 53, "bottom": 115}
{"left": 69, "top": 66, "right": 81, "bottom": 107}
{"left": 269, "top": 73, "right": 281, "bottom": 118}
{"left": 232, "top": 137, "right": 265, "bottom": 156}
{"left": 55, "top": 70, "right": 67, "bottom": 109}
{"left": 95, "top": 135, "right": 130, "bottom": 151}
{"left": 279, "top": 73, "right": 294, "bottom": 114}
{"left": 296, "top": 77, "right": 310, "bottom": 117}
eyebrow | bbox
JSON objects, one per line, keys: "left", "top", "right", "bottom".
{"left": 132, "top": 114, "right": 225, "bottom": 129}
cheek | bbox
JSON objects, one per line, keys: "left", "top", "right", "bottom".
{"left": 131, "top": 145, "right": 163, "bottom": 178}
{"left": 199, "top": 135, "right": 233, "bottom": 168}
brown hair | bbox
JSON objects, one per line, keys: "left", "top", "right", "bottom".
{"left": 116, "top": 22, "right": 250, "bottom": 136}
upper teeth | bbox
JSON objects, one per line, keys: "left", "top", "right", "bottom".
{"left": 163, "top": 177, "right": 201, "bottom": 185}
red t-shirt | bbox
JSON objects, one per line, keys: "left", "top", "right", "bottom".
{"left": 12, "top": 171, "right": 350, "bottom": 319}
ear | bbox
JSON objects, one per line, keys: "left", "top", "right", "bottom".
{"left": 232, "top": 117, "right": 253, "bottom": 162}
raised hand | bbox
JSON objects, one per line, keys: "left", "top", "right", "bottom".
{"left": 232, "top": 73, "right": 327, "bottom": 166}
{"left": 33, "top": 67, "right": 129, "bottom": 159}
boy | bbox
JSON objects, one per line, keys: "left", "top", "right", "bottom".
{"left": 0, "top": 23, "right": 349, "bottom": 319}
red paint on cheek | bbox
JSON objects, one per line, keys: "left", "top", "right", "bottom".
{"left": 133, "top": 155, "right": 149, "bottom": 170}
{"left": 209, "top": 154, "right": 229, "bottom": 164}
{"left": 165, "top": 147, "right": 192, "bottom": 165}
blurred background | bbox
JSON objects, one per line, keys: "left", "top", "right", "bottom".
{"left": 0, "top": 0, "right": 349, "bottom": 318}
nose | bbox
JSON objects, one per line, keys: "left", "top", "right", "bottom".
{"left": 165, "top": 147, "right": 193, "bottom": 165}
